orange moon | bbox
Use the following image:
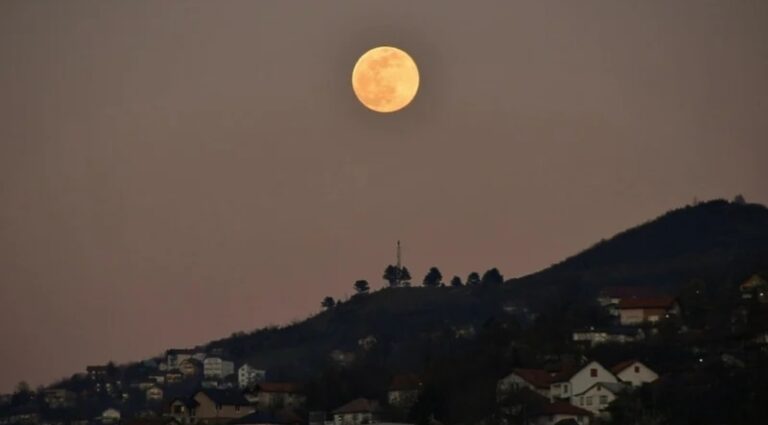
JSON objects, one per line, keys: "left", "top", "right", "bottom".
{"left": 351, "top": 46, "right": 420, "bottom": 113}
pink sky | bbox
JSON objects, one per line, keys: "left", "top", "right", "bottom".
{"left": 0, "top": 1, "right": 767, "bottom": 392}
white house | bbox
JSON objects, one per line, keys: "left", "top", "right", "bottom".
{"left": 204, "top": 357, "right": 235, "bottom": 378}
{"left": 549, "top": 361, "right": 618, "bottom": 400}
{"left": 497, "top": 368, "right": 551, "bottom": 399}
{"left": 238, "top": 363, "right": 267, "bottom": 388}
{"left": 571, "top": 382, "right": 628, "bottom": 417}
{"left": 610, "top": 360, "right": 658, "bottom": 387}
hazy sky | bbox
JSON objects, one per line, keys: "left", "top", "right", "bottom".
{"left": 1, "top": 1, "right": 766, "bottom": 392}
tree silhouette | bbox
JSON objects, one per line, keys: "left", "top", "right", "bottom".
{"left": 401, "top": 266, "right": 412, "bottom": 285}
{"left": 353, "top": 280, "right": 370, "bottom": 294}
{"left": 450, "top": 276, "right": 463, "bottom": 287}
{"left": 467, "top": 272, "right": 481, "bottom": 286}
{"left": 481, "top": 268, "right": 504, "bottom": 285}
{"left": 383, "top": 265, "right": 399, "bottom": 286}
{"left": 321, "top": 296, "right": 336, "bottom": 309}
{"left": 423, "top": 267, "right": 443, "bottom": 287}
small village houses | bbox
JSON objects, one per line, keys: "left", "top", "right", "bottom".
{"left": 610, "top": 360, "right": 658, "bottom": 387}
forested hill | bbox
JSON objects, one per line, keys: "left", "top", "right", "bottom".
{"left": 511, "top": 199, "right": 768, "bottom": 293}
{"left": 40, "top": 199, "right": 768, "bottom": 392}
{"left": 198, "top": 198, "right": 768, "bottom": 381}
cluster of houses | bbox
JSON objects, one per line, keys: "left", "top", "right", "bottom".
{"left": 572, "top": 286, "right": 681, "bottom": 347}
{"left": 2, "top": 274, "right": 766, "bottom": 425}
{"left": 497, "top": 359, "right": 659, "bottom": 425}
{"left": 161, "top": 374, "right": 421, "bottom": 425}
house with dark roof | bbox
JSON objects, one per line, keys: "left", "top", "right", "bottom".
{"left": 254, "top": 383, "right": 305, "bottom": 410}
{"left": 332, "top": 398, "right": 379, "bottom": 425}
{"left": 549, "top": 361, "right": 618, "bottom": 401}
{"left": 618, "top": 296, "right": 680, "bottom": 325}
{"left": 387, "top": 374, "right": 421, "bottom": 408}
{"left": 610, "top": 360, "right": 658, "bottom": 387}
{"left": 168, "top": 389, "right": 254, "bottom": 424}
{"left": 530, "top": 401, "right": 592, "bottom": 425}
{"left": 497, "top": 369, "right": 552, "bottom": 399}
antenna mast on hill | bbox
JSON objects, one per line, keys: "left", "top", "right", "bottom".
{"left": 396, "top": 240, "right": 402, "bottom": 286}
{"left": 397, "top": 240, "right": 402, "bottom": 270}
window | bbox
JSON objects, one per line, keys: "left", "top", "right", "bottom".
{"left": 579, "top": 397, "right": 584, "bottom": 406}
{"left": 590, "top": 368, "right": 597, "bottom": 377}
{"left": 235, "top": 405, "right": 240, "bottom": 412}
{"left": 600, "top": 395, "right": 608, "bottom": 405}
{"left": 586, "top": 396, "right": 593, "bottom": 406}
{"left": 635, "top": 365, "right": 640, "bottom": 373}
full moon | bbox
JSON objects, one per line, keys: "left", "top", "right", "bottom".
{"left": 352, "top": 46, "right": 420, "bottom": 113}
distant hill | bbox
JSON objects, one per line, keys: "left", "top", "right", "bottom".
{"left": 201, "top": 199, "right": 768, "bottom": 380}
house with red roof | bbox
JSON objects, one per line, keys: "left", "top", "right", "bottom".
{"left": 610, "top": 360, "right": 658, "bottom": 387}
{"left": 332, "top": 398, "right": 380, "bottom": 425}
{"left": 618, "top": 296, "right": 680, "bottom": 325}
{"left": 597, "top": 286, "right": 660, "bottom": 317}
{"left": 497, "top": 368, "right": 552, "bottom": 399}
{"left": 530, "top": 401, "right": 593, "bottom": 425}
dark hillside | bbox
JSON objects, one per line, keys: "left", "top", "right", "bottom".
{"left": 206, "top": 199, "right": 768, "bottom": 380}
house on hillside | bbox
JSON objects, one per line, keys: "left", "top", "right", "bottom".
{"left": 571, "top": 382, "right": 629, "bottom": 417}
{"left": 549, "top": 361, "right": 618, "bottom": 400}
{"left": 387, "top": 374, "right": 421, "bottom": 408}
{"left": 166, "top": 349, "right": 195, "bottom": 370}
{"left": 204, "top": 357, "right": 236, "bottom": 379}
{"left": 179, "top": 358, "right": 203, "bottom": 378}
{"left": 42, "top": 388, "right": 76, "bottom": 408}
{"left": 530, "top": 401, "right": 592, "bottom": 425}
{"left": 497, "top": 369, "right": 552, "bottom": 399}
{"left": 168, "top": 398, "right": 199, "bottom": 425}
{"left": 238, "top": 364, "right": 267, "bottom": 389}
{"left": 168, "top": 389, "right": 254, "bottom": 424}
{"left": 146, "top": 385, "right": 164, "bottom": 402}
{"left": 610, "top": 360, "right": 658, "bottom": 387}
{"left": 598, "top": 286, "right": 659, "bottom": 317}
{"left": 254, "top": 383, "right": 305, "bottom": 409}
{"left": 618, "top": 297, "right": 680, "bottom": 325}
{"left": 333, "top": 398, "right": 380, "bottom": 425}
{"left": 739, "top": 274, "right": 768, "bottom": 303}
{"left": 87, "top": 365, "right": 109, "bottom": 380}
{"left": 572, "top": 327, "right": 644, "bottom": 347}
